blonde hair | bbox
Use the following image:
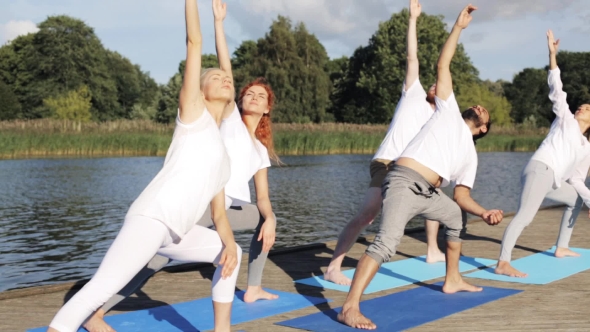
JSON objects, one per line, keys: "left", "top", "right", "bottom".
{"left": 200, "top": 68, "right": 219, "bottom": 87}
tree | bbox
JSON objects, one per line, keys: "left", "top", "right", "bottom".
{"left": 44, "top": 85, "right": 92, "bottom": 123}
{"left": 232, "top": 16, "right": 332, "bottom": 123}
{"left": 0, "top": 15, "right": 160, "bottom": 121}
{"left": 456, "top": 82, "right": 512, "bottom": 126}
{"left": 330, "top": 9, "right": 479, "bottom": 124}
{"left": 0, "top": 80, "right": 22, "bottom": 120}
{"left": 503, "top": 68, "right": 551, "bottom": 126}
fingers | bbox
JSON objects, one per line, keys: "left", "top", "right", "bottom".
{"left": 220, "top": 251, "right": 238, "bottom": 279}
{"left": 466, "top": 4, "right": 478, "bottom": 13}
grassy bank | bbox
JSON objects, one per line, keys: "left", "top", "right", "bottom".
{"left": 0, "top": 119, "right": 546, "bottom": 159}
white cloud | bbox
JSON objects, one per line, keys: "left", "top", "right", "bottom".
{"left": 0, "top": 20, "right": 39, "bottom": 44}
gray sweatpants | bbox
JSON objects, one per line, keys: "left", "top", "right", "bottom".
{"left": 100, "top": 204, "right": 270, "bottom": 312}
{"left": 499, "top": 160, "right": 584, "bottom": 262}
{"left": 366, "top": 165, "right": 463, "bottom": 265}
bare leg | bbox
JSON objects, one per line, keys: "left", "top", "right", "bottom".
{"left": 425, "top": 219, "right": 445, "bottom": 263}
{"left": 325, "top": 187, "right": 382, "bottom": 285}
{"left": 442, "top": 241, "right": 482, "bottom": 293}
{"left": 337, "top": 254, "right": 379, "bottom": 330}
{"left": 213, "top": 301, "right": 231, "bottom": 332}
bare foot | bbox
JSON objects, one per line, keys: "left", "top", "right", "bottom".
{"left": 555, "top": 247, "right": 581, "bottom": 258}
{"left": 495, "top": 260, "right": 527, "bottom": 277}
{"left": 244, "top": 286, "right": 279, "bottom": 303}
{"left": 337, "top": 306, "right": 376, "bottom": 330}
{"left": 324, "top": 268, "right": 352, "bottom": 285}
{"left": 83, "top": 309, "right": 115, "bottom": 332}
{"left": 426, "top": 249, "right": 446, "bottom": 263}
{"left": 442, "top": 278, "right": 483, "bottom": 294}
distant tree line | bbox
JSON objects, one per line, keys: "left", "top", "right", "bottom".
{"left": 1, "top": 11, "right": 589, "bottom": 128}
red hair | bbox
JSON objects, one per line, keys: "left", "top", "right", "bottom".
{"left": 237, "top": 78, "right": 280, "bottom": 163}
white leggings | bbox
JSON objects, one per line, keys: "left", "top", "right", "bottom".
{"left": 499, "top": 160, "right": 583, "bottom": 262}
{"left": 49, "top": 215, "right": 242, "bottom": 332}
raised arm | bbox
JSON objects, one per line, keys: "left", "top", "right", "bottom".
{"left": 436, "top": 4, "right": 476, "bottom": 101}
{"left": 547, "top": 30, "right": 559, "bottom": 70}
{"left": 213, "top": 0, "right": 236, "bottom": 117}
{"left": 404, "top": 0, "right": 421, "bottom": 89}
{"left": 546, "top": 30, "right": 570, "bottom": 119}
{"left": 179, "top": 0, "right": 205, "bottom": 124}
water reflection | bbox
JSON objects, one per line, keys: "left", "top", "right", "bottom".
{"left": 0, "top": 152, "right": 559, "bottom": 291}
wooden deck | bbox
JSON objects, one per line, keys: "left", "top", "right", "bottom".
{"left": 4, "top": 206, "right": 590, "bottom": 331}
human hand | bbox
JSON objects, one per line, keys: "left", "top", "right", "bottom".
{"left": 212, "top": 0, "right": 227, "bottom": 22}
{"left": 547, "top": 30, "right": 560, "bottom": 55}
{"left": 218, "top": 243, "right": 238, "bottom": 279}
{"left": 409, "top": 0, "right": 422, "bottom": 19}
{"left": 455, "top": 4, "right": 477, "bottom": 29}
{"left": 258, "top": 218, "right": 276, "bottom": 252}
{"left": 482, "top": 209, "right": 503, "bottom": 225}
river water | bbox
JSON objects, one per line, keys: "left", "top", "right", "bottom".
{"left": 0, "top": 152, "right": 565, "bottom": 291}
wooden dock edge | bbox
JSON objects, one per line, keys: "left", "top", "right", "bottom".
{"left": 0, "top": 204, "right": 565, "bottom": 301}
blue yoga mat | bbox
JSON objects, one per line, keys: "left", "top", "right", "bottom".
{"left": 295, "top": 256, "right": 495, "bottom": 294}
{"left": 276, "top": 282, "right": 522, "bottom": 331}
{"left": 465, "top": 246, "right": 590, "bottom": 284}
{"left": 28, "top": 289, "right": 330, "bottom": 332}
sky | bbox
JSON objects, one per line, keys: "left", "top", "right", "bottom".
{"left": 1, "top": 0, "right": 589, "bottom": 85}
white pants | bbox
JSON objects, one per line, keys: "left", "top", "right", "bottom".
{"left": 49, "top": 215, "right": 242, "bottom": 332}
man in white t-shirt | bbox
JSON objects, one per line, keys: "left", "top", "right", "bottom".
{"left": 337, "top": 5, "right": 504, "bottom": 329}
{"left": 324, "top": 0, "right": 445, "bottom": 286}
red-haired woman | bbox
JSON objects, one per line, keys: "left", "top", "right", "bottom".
{"left": 83, "top": 2, "right": 279, "bottom": 331}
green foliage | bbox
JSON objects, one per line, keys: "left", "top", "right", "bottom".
{"left": 0, "top": 80, "right": 22, "bottom": 120}
{"left": 503, "top": 68, "right": 552, "bottom": 126}
{"left": 44, "top": 85, "right": 92, "bottom": 122}
{"left": 556, "top": 51, "right": 590, "bottom": 111}
{"left": 456, "top": 82, "right": 512, "bottom": 126}
{"left": 232, "top": 16, "right": 332, "bottom": 123}
{"left": 331, "top": 9, "right": 479, "bottom": 124}
{"left": 0, "top": 15, "right": 158, "bottom": 121}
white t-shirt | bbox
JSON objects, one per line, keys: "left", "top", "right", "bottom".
{"left": 220, "top": 105, "right": 271, "bottom": 209}
{"left": 531, "top": 68, "right": 590, "bottom": 188}
{"left": 373, "top": 79, "right": 434, "bottom": 161}
{"left": 127, "top": 110, "right": 230, "bottom": 238}
{"left": 400, "top": 93, "right": 478, "bottom": 188}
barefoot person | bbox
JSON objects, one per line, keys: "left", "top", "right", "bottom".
{"left": 495, "top": 30, "right": 590, "bottom": 278}
{"left": 46, "top": 1, "right": 241, "bottom": 332}
{"left": 82, "top": 2, "right": 280, "bottom": 330}
{"left": 337, "top": 5, "right": 504, "bottom": 329}
{"left": 325, "top": 0, "right": 445, "bottom": 286}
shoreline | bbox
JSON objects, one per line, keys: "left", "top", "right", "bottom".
{"left": 0, "top": 203, "right": 563, "bottom": 300}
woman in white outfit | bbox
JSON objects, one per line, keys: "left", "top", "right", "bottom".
{"left": 495, "top": 30, "right": 590, "bottom": 278}
{"left": 46, "top": 1, "right": 241, "bottom": 331}
{"left": 82, "top": 2, "right": 280, "bottom": 331}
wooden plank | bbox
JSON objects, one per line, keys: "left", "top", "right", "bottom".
{"left": 3, "top": 207, "right": 589, "bottom": 331}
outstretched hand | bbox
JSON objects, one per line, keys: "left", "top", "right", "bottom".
{"left": 482, "top": 209, "right": 503, "bottom": 225}
{"left": 547, "top": 30, "right": 560, "bottom": 55}
{"left": 409, "top": 0, "right": 422, "bottom": 19}
{"left": 212, "top": 0, "right": 227, "bottom": 22}
{"left": 455, "top": 4, "right": 477, "bottom": 29}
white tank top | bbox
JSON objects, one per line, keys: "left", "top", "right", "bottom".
{"left": 220, "top": 105, "right": 271, "bottom": 209}
{"left": 127, "top": 110, "right": 230, "bottom": 238}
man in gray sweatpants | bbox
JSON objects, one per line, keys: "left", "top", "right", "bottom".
{"left": 337, "top": 5, "right": 504, "bottom": 330}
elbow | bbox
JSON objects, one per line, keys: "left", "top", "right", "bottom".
{"left": 186, "top": 34, "right": 203, "bottom": 47}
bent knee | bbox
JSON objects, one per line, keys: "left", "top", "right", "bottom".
{"left": 365, "top": 238, "right": 395, "bottom": 265}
